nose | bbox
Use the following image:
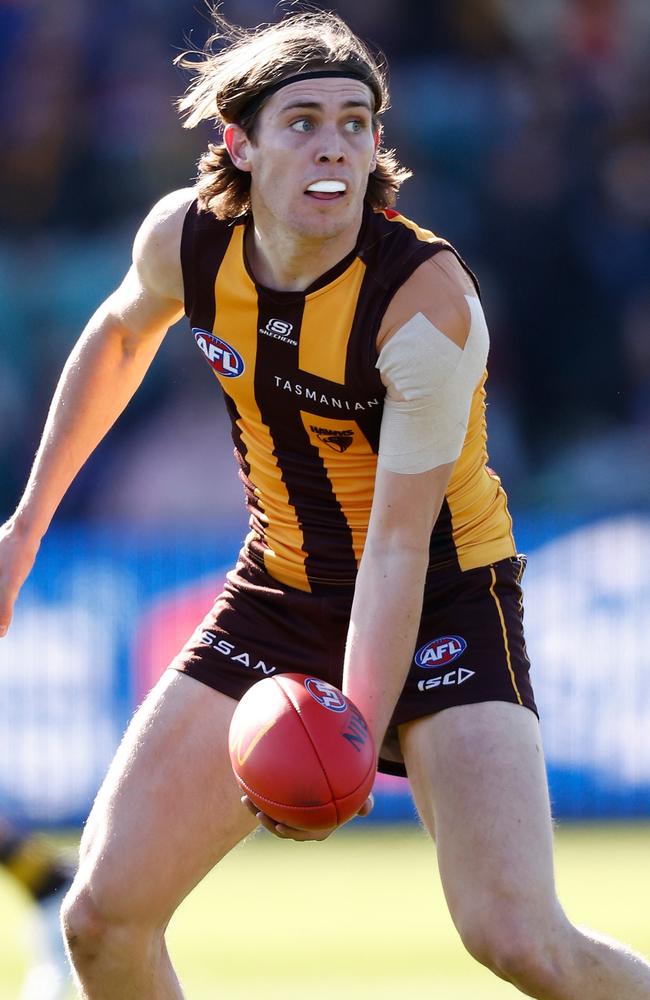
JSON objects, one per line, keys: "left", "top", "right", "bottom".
{"left": 315, "top": 125, "right": 345, "bottom": 163}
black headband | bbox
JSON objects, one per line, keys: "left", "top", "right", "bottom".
{"left": 234, "top": 69, "right": 373, "bottom": 123}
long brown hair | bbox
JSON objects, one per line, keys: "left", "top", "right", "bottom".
{"left": 176, "top": 8, "right": 412, "bottom": 219}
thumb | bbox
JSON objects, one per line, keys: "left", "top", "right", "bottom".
{"left": 358, "top": 793, "right": 374, "bottom": 818}
{"left": 0, "top": 591, "right": 16, "bottom": 637}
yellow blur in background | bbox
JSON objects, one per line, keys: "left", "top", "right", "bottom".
{"left": 1, "top": 823, "right": 648, "bottom": 999}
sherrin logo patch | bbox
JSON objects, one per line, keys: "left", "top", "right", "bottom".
{"left": 193, "top": 329, "right": 245, "bottom": 378}
{"left": 304, "top": 678, "right": 348, "bottom": 713}
{"left": 415, "top": 635, "right": 467, "bottom": 669}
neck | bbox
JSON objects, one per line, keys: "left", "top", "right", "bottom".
{"left": 245, "top": 209, "right": 364, "bottom": 292}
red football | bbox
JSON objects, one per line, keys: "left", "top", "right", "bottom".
{"left": 228, "top": 674, "right": 376, "bottom": 830}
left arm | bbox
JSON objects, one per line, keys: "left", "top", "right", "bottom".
{"left": 343, "top": 250, "right": 488, "bottom": 750}
{"left": 341, "top": 461, "right": 453, "bottom": 751}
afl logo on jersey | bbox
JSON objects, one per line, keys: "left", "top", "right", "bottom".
{"left": 193, "top": 329, "right": 245, "bottom": 378}
{"left": 304, "top": 678, "right": 348, "bottom": 713}
{"left": 415, "top": 635, "right": 467, "bottom": 669}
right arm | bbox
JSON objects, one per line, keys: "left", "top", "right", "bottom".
{"left": 0, "top": 187, "right": 194, "bottom": 635}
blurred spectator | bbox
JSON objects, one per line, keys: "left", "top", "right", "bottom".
{"left": 622, "top": 289, "right": 650, "bottom": 427}
{"left": 0, "top": 0, "right": 86, "bottom": 228}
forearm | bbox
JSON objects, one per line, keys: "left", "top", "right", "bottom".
{"left": 14, "top": 308, "right": 166, "bottom": 541}
{"left": 342, "top": 542, "right": 430, "bottom": 753}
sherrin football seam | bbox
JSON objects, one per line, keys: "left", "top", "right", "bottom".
{"left": 236, "top": 764, "right": 375, "bottom": 814}
{"left": 274, "top": 676, "right": 340, "bottom": 820}
{"left": 273, "top": 675, "right": 374, "bottom": 825}
{"left": 236, "top": 774, "right": 335, "bottom": 816}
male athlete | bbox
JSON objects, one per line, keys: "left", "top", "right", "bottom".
{"left": 1, "top": 10, "right": 649, "bottom": 999}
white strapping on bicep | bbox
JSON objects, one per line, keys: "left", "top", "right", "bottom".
{"left": 376, "top": 295, "right": 489, "bottom": 474}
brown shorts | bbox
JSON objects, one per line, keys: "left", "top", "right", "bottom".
{"left": 172, "top": 549, "right": 537, "bottom": 776}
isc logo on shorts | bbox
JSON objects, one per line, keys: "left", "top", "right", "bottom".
{"left": 193, "top": 329, "right": 245, "bottom": 378}
{"left": 417, "top": 669, "right": 475, "bottom": 691}
{"left": 305, "top": 678, "right": 348, "bottom": 713}
{"left": 415, "top": 635, "right": 467, "bottom": 669}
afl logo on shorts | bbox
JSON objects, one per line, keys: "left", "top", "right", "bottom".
{"left": 193, "top": 329, "right": 245, "bottom": 378}
{"left": 304, "top": 678, "right": 348, "bottom": 713}
{"left": 415, "top": 635, "right": 467, "bottom": 669}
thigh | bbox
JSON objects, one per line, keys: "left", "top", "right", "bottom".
{"left": 400, "top": 702, "right": 558, "bottom": 925}
{"left": 77, "top": 670, "right": 257, "bottom": 926}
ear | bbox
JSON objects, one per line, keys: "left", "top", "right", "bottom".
{"left": 223, "top": 123, "right": 253, "bottom": 173}
{"left": 370, "top": 128, "right": 380, "bottom": 172}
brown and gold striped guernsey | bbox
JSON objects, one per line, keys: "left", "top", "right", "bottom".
{"left": 181, "top": 200, "right": 516, "bottom": 592}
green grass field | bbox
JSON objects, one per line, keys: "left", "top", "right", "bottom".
{"left": 1, "top": 823, "right": 649, "bottom": 999}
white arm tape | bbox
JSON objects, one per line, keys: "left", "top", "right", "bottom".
{"left": 376, "top": 295, "right": 489, "bottom": 474}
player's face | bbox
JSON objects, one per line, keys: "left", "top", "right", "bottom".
{"left": 233, "top": 77, "right": 378, "bottom": 242}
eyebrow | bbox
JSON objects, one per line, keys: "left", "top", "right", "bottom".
{"left": 278, "top": 99, "right": 373, "bottom": 114}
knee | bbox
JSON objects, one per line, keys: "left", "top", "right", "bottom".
{"left": 61, "top": 883, "right": 108, "bottom": 962}
{"left": 61, "top": 879, "right": 155, "bottom": 970}
{"left": 457, "top": 906, "right": 569, "bottom": 997}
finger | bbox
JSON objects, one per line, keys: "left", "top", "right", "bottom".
{"left": 240, "top": 800, "right": 299, "bottom": 840}
{"left": 241, "top": 796, "right": 336, "bottom": 841}
{"left": 0, "top": 598, "right": 13, "bottom": 637}
{"left": 258, "top": 813, "right": 335, "bottom": 841}
{"left": 240, "top": 795, "right": 260, "bottom": 818}
{"left": 243, "top": 804, "right": 288, "bottom": 836}
{"left": 256, "top": 812, "right": 289, "bottom": 836}
{"left": 271, "top": 823, "right": 334, "bottom": 842}
{"left": 358, "top": 793, "right": 374, "bottom": 817}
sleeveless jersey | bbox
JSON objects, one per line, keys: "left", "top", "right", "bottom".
{"left": 181, "top": 200, "right": 516, "bottom": 592}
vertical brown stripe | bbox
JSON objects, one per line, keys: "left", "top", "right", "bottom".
{"left": 181, "top": 203, "right": 235, "bottom": 328}
{"left": 214, "top": 230, "right": 310, "bottom": 590}
{"left": 429, "top": 499, "right": 460, "bottom": 571}
{"left": 300, "top": 412, "right": 376, "bottom": 567}
{"left": 254, "top": 295, "right": 359, "bottom": 588}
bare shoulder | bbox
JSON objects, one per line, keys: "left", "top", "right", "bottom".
{"left": 378, "top": 250, "right": 478, "bottom": 351}
{"left": 132, "top": 187, "right": 197, "bottom": 302}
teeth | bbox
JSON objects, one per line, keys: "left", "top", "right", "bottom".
{"left": 307, "top": 180, "right": 346, "bottom": 193}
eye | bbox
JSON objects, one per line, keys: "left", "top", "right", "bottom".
{"left": 290, "top": 118, "right": 313, "bottom": 133}
{"left": 344, "top": 119, "right": 364, "bottom": 133}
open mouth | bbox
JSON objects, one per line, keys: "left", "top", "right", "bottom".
{"left": 305, "top": 180, "right": 347, "bottom": 201}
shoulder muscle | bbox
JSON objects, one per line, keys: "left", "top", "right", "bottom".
{"left": 102, "top": 189, "right": 195, "bottom": 338}
{"left": 378, "top": 251, "right": 476, "bottom": 352}
{"left": 132, "top": 187, "right": 196, "bottom": 303}
{"left": 375, "top": 251, "right": 489, "bottom": 474}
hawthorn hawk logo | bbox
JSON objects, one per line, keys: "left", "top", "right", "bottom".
{"left": 310, "top": 425, "right": 354, "bottom": 453}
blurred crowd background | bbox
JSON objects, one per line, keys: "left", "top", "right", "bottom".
{"left": 2, "top": 0, "right": 649, "bottom": 528}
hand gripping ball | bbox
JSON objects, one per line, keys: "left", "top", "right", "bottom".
{"left": 228, "top": 674, "right": 376, "bottom": 830}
